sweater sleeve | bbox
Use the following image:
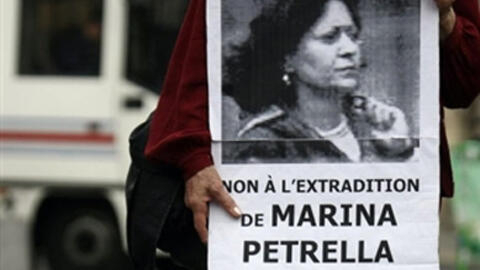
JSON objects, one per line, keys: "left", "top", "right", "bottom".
{"left": 145, "top": 0, "right": 213, "bottom": 181}
{"left": 440, "top": 0, "right": 480, "bottom": 108}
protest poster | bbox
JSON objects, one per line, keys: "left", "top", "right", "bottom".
{"left": 207, "top": 0, "right": 440, "bottom": 269}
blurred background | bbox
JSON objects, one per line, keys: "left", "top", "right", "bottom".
{"left": 0, "top": 0, "right": 479, "bottom": 269}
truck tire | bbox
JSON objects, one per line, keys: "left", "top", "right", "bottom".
{"left": 44, "top": 207, "right": 124, "bottom": 270}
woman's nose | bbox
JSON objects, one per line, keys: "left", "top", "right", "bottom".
{"left": 337, "top": 32, "right": 359, "bottom": 57}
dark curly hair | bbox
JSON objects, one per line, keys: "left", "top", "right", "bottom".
{"left": 224, "top": 0, "right": 360, "bottom": 113}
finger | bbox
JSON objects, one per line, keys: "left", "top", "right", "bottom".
{"left": 193, "top": 204, "right": 209, "bottom": 244}
{"left": 379, "top": 107, "right": 394, "bottom": 130}
{"left": 434, "top": 0, "right": 455, "bottom": 11}
{"left": 367, "top": 103, "right": 379, "bottom": 125}
{"left": 364, "top": 98, "right": 381, "bottom": 123}
{"left": 389, "top": 111, "right": 396, "bottom": 123}
{"left": 367, "top": 99, "right": 394, "bottom": 129}
{"left": 375, "top": 107, "right": 386, "bottom": 129}
{"left": 386, "top": 109, "right": 400, "bottom": 129}
{"left": 209, "top": 182, "right": 242, "bottom": 218}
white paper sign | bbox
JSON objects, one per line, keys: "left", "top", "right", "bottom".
{"left": 207, "top": 0, "right": 440, "bottom": 269}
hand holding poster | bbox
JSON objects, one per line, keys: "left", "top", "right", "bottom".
{"left": 207, "top": 0, "right": 440, "bottom": 269}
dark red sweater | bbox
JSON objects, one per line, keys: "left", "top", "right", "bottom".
{"left": 145, "top": 0, "right": 480, "bottom": 197}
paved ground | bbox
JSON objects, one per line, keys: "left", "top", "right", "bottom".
{"left": 0, "top": 218, "right": 30, "bottom": 270}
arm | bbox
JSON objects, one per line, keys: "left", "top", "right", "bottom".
{"left": 145, "top": 0, "right": 240, "bottom": 243}
{"left": 145, "top": 0, "right": 212, "bottom": 180}
{"left": 437, "top": 0, "right": 480, "bottom": 108}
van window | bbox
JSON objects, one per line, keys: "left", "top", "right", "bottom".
{"left": 18, "top": 0, "right": 103, "bottom": 76}
{"left": 126, "top": 0, "right": 188, "bottom": 93}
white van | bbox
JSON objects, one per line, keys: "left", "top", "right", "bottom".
{"left": 0, "top": 0, "right": 188, "bottom": 269}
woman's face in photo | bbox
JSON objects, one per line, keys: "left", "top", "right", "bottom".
{"left": 289, "top": 0, "right": 361, "bottom": 92}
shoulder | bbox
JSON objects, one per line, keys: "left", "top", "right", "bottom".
{"left": 237, "top": 105, "right": 286, "bottom": 139}
{"left": 222, "top": 95, "right": 288, "bottom": 139}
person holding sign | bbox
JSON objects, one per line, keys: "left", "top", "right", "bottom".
{"left": 126, "top": 0, "right": 480, "bottom": 269}
{"left": 221, "top": 0, "right": 416, "bottom": 164}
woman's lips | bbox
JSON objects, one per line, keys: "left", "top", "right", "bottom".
{"left": 335, "top": 66, "right": 359, "bottom": 77}
{"left": 336, "top": 65, "right": 357, "bottom": 71}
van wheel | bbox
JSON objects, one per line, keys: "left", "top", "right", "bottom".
{"left": 44, "top": 208, "right": 124, "bottom": 270}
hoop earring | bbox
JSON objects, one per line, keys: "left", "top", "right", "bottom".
{"left": 282, "top": 73, "right": 292, "bottom": 86}
{"left": 282, "top": 64, "right": 294, "bottom": 87}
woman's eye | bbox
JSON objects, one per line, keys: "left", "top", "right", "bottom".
{"left": 314, "top": 27, "right": 360, "bottom": 44}
{"left": 347, "top": 30, "right": 359, "bottom": 41}
{"left": 319, "top": 30, "right": 340, "bottom": 43}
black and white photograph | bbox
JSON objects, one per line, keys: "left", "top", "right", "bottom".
{"left": 219, "top": 0, "right": 420, "bottom": 164}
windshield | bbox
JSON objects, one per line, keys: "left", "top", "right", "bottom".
{"left": 126, "top": 0, "right": 188, "bottom": 94}
{"left": 18, "top": 0, "right": 103, "bottom": 76}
